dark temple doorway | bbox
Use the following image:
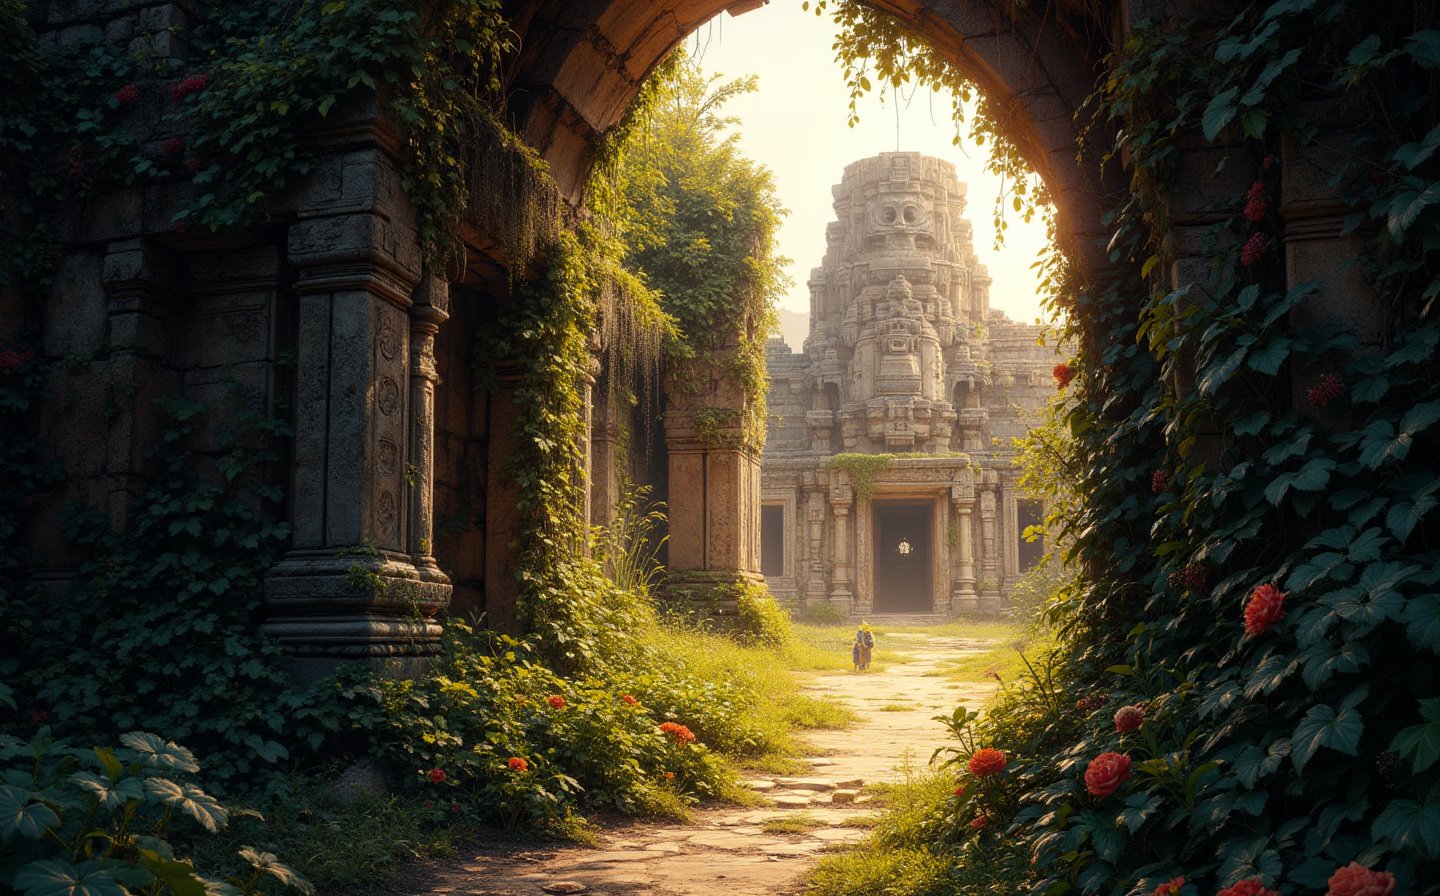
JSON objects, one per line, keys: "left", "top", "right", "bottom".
{"left": 872, "top": 502, "right": 933, "bottom": 613}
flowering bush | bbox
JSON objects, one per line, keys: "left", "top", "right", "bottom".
{"left": 1053, "top": 362, "right": 1075, "bottom": 388}
{"left": 1152, "top": 877, "right": 1184, "bottom": 896}
{"left": 1306, "top": 374, "right": 1346, "bottom": 408}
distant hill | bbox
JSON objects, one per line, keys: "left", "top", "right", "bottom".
{"left": 775, "top": 309, "right": 809, "bottom": 352}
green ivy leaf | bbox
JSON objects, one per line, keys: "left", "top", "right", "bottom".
{"left": 1291, "top": 691, "right": 1365, "bottom": 771}
{"left": 1202, "top": 87, "right": 1241, "bottom": 141}
{"left": 1406, "top": 30, "right": 1440, "bottom": 68}
{"left": 1401, "top": 595, "right": 1440, "bottom": 653}
{"left": 1372, "top": 797, "right": 1440, "bottom": 857}
{"left": 1392, "top": 698, "right": 1440, "bottom": 773}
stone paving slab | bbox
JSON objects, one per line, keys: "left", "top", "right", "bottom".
{"left": 386, "top": 632, "right": 1000, "bottom": 896}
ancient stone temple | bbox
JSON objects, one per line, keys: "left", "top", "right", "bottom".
{"left": 761, "top": 153, "right": 1060, "bottom": 616}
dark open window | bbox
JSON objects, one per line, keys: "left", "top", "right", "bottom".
{"left": 1017, "top": 500, "right": 1043, "bottom": 572}
{"left": 761, "top": 504, "right": 785, "bottom": 578}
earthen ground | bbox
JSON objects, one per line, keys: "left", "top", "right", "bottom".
{"left": 388, "top": 629, "right": 1002, "bottom": 896}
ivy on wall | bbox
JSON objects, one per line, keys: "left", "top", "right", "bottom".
{"left": 819, "top": 0, "right": 1440, "bottom": 893}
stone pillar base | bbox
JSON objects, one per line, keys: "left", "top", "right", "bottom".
{"left": 663, "top": 570, "right": 768, "bottom": 624}
{"left": 977, "top": 590, "right": 1004, "bottom": 617}
{"left": 263, "top": 549, "right": 451, "bottom": 673}
{"left": 950, "top": 589, "right": 979, "bottom": 615}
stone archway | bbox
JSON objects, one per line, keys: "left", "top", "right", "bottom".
{"left": 504, "top": 0, "right": 1122, "bottom": 271}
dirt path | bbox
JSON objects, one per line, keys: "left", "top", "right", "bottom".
{"left": 400, "top": 631, "right": 1001, "bottom": 896}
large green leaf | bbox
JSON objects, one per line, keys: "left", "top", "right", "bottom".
{"left": 68, "top": 772, "right": 144, "bottom": 810}
{"left": 239, "top": 847, "right": 314, "bottom": 895}
{"left": 119, "top": 732, "right": 199, "bottom": 774}
{"left": 138, "top": 849, "right": 208, "bottom": 896}
{"left": 142, "top": 779, "right": 228, "bottom": 832}
{"left": 1402, "top": 595, "right": 1440, "bottom": 653}
{"left": 1292, "top": 690, "right": 1366, "bottom": 771}
{"left": 0, "top": 784, "right": 61, "bottom": 840}
{"left": 1372, "top": 797, "right": 1440, "bottom": 857}
{"left": 13, "top": 861, "right": 128, "bottom": 896}
{"left": 1392, "top": 698, "right": 1440, "bottom": 773}
{"left": 1202, "top": 87, "right": 1241, "bottom": 140}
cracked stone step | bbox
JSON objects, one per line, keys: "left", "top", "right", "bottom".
{"left": 741, "top": 779, "right": 777, "bottom": 791}
{"left": 775, "top": 778, "right": 838, "bottom": 791}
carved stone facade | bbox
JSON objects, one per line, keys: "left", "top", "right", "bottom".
{"left": 761, "top": 153, "right": 1060, "bottom": 616}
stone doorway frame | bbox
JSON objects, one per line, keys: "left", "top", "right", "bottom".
{"left": 857, "top": 486, "right": 950, "bottom": 616}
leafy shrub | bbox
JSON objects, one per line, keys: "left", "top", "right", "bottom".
{"left": 732, "top": 582, "right": 795, "bottom": 649}
{"left": 0, "top": 731, "right": 310, "bottom": 896}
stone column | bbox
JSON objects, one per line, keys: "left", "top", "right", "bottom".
{"left": 406, "top": 271, "right": 449, "bottom": 590}
{"left": 589, "top": 387, "right": 622, "bottom": 531}
{"left": 262, "top": 210, "right": 450, "bottom": 677}
{"left": 101, "top": 239, "right": 180, "bottom": 531}
{"left": 854, "top": 493, "right": 873, "bottom": 616}
{"left": 978, "top": 471, "right": 1001, "bottom": 614}
{"left": 932, "top": 495, "right": 950, "bottom": 614}
{"left": 828, "top": 481, "right": 854, "bottom": 611}
{"left": 951, "top": 469, "right": 978, "bottom": 614}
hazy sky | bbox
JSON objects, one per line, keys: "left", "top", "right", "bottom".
{"left": 687, "top": 0, "right": 1052, "bottom": 326}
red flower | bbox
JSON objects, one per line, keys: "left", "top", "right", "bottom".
{"left": 1168, "top": 564, "right": 1207, "bottom": 592}
{"left": 1152, "top": 878, "right": 1184, "bottom": 896}
{"left": 1241, "top": 232, "right": 1271, "bottom": 267}
{"left": 968, "top": 815, "right": 987, "bottom": 830}
{"left": 1243, "top": 583, "right": 1286, "bottom": 636}
{"left": 115, "top": 84, "right": 138, "bottom": 105}
{"left": 953, "top": 785, "right": 966, "bottom": 797}
{"left": 967, "top": 748, "right": 1006, "bottom": 777}
{"left": 1326, "top": 863, "right": 1395, "bottom": 896}
{"left": 1053, "top": 362, "right": 1075, "bottom": 389}
{"left": 507, "top": 757, "right": 528, "bottom": 772}
{"left": 622, "top": 694, "right": 638, "bottom": 705}
{"left": 1217, "top": 880, "right": 1278, "bottom": 896}
{"left": 1083, "top": 752, "right": 1132, "bottom": 797}
{"left": 1151, "top": 469, "right": 1171, "bottom": 493}
{"left": 547, "top": 695, "right": 566, "bottom": 709}
{"left": 426, "top": 767, "right": 446, "bottom": 784}
{"left": 1307, "top": 374, "right": 1346, "bottom": 408}
{"left": 663, "top": 771, "right": 675, "bottom": 781}
{"left": 162, "top": 136, "right": 184, "bottom": 158}
{"left": 1113, "top": 705, "right": 1145, "bottom": 733}
{"left": 0, "top": 350, "right": 24, "bottom": 373}
{"left": 170, "top": 73, "right": 210, "bottom": 101}
{"left": 1075, "top": 692, "right": 1109, "bottom": 713}
{"left": 1243, "top": 181, "right": 1268, "bottom": 222}
{"left": 659, "top": 721, "right": 696, "bottom": 745}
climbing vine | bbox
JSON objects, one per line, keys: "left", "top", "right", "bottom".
{"left": 817, "top": 1, "right": 1440, "bottom": 894}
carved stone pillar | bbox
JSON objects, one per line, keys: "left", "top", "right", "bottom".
{"left": 406, "top": 271, "right": 448, "bottom": 590}
{"left": 952, "top": 471, "right": 978, "bottom": 609}
{"left": 932, "top": 496, "right": 950, "bottom": 614}
{"left": 828, "top": 481, "right": 854, "bottom": 611}
{"left": 854, "top": 493, "right": 872, "bottom": 616}
{"left": 978, "top": 471, "right": 1001, "bottom": 614}
{"left": 262, "top": 210, "right": 450, "bottom": 676}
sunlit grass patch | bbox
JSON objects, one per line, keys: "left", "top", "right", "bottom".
{"left": 877, "top": 702, "right": 916, "bottom": 712}
{"left": 938, "top": 626, "right": 1056, "bottom": 686}
{"left": 762, "top": 812, "right": 829, "bottom": 833}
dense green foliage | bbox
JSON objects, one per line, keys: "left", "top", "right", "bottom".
{"left": 0, "top": 730, "right": 312, "bottom": 896}
{"left": 813, "top": 1, "right": 1440, "bottom": 895}
{"left": 601, "top": 56, "right": 789, "bottom": 452}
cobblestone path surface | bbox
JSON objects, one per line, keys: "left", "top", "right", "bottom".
{"left": 396, "top": 630, "right": 1002, "bottom": 896}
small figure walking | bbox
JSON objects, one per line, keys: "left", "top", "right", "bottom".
{"left": 852, "top": 621, "right": 875, "bottom": 671}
